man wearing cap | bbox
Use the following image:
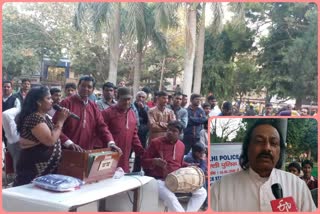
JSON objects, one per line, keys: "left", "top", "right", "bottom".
{"left": 102, "top": 87, "right": 145, "bottom": 172}
{"left": 97, "top": 82, "right": 117, "bottom": 111}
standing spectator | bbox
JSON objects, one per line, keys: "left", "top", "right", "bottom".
{"left": 53, "top": 75, "right": 122, "bottom": 153}
{"left": 47, "top": 88, "right": 62, "bottom": 117}
{"left": 147, "top": 91, "right": 158, "bottom": 108}
{"left": 208, "top": 95, "right": 221, "bottom": 116}
{"left": 181, "top": 94, "right": 188, "bottom": 108}
{"left": 2, "top": 107, "right": 21, "bottom": 172}
{"left": 102, "top": 87, "right": 145, "bottom": 173}
{"left": 288, "top": 162, "right": 301, "bottom": 176}
{"left": 2, "top": 80, "right": 21, "bottom": 112}
{"left": 301, "top": 160, "right": 318, "bottom": 190}
{"left": 175, "top": 84, "right": 182, "bottom": 93}
{"left": 167, "top": 94, "right": 174, "bottom": 107}
{"left": 64, "top": 82, "right": 77, "bottom": 97}
{"left": 219, "top": 101, "right": 233, "bottom": 116}
{"left": 14, "top": 78, "right": 31, "bottom": 105}
{"left": 169, "top": 92, "right": 188, "bottom": 139}
{"left": 183, "top": 94, "right": 207, "bottom": 154}
{"left": 202, "top": 103, "right": 211, "bottom": 118}
{"left": 245, "top": 105, "right": 256, "bottom": 116}
{"left": 148, "top": 91, "right": 176, "bottom": 141}
{"left": 118, "top": 80, "right": 126, "bottom": 87}
{"left": 2, "top": 80, "right": 21, "bottom": 147}
{"left": 199, "top": 122, "right": 208, "bottom": 149}
{"left": 300, "top": 108, "right": 309, "bottom": 116}
{"left": 263, "top": 103, "right": 274, "bottom": 116}
{"left": 131, "top": 91, "right": 149, "bottom": 172}
{"left": 96, "top": 82, "right": 117, "bottom": 111}
{"left": 3, "top": 81, "right": 21, "bottom": 171}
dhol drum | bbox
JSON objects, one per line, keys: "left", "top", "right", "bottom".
{"left": 165, "top": 166, "right": 205, "bottom": 193}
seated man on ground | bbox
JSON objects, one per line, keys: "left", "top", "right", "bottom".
{"left": 142, "top": 121, "right": 207, "bottom": 212}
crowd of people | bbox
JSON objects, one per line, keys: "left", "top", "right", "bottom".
{"left": 211, "top": 119, "right": 317, "bottom": 211}
{"left": 2, "top": 76, "right": 317, "bottom": 212}
{"left": 2, "top": 76, "right": 209, "bottom": 211}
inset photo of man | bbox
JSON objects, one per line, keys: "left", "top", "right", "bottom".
{"left": 210, "top": 118, "right": 317, "bottom": 211}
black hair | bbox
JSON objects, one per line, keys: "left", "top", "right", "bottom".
{"left": 192, "top": 143, "right": 205, "bottom": 153}
{"left": 239, "top": 119, "right": 286, "bottom": 170}
{"left": 190, "top": 93, "right": 201, "bottom": 101}
{"left": 301, "top": 159, "right": 313, "bottom": 168}
{"left": 102, "top": 82, "right": 115, "bottom": 90}
{"left": 288, "top": 162, "right": 301, "bottom": 173}
{"left": 207, "top": 95, "right": 216, "bottom": 101}
{"left": 202, "top": 102, "right": 211, "bottom": 109}
{"left": 50, "top": 88, "right": 61, "bottom": 95}
{"left": 222, "top": 101, "right": 232, "bottom": 110}
{"left": 266, "top": 103, "right": 273, "bottom": 107}
{"left": 16, "top": 86, "right": 50, "bottom": 133}
{"left": 174, "top": 92, "right": 183, "bottom": 97}
{"left": 157, "top": 91, "right": 168, "bottom": 97}
{"left": 142, "top": 86, "right": 151, "bottom": 94}
{"left": 3, "top": 80, "right": 12, "bottom": 87}
{"left": 167, "top": 120, "right": 183, "bottom": 133}
{"left": 65, "top": 82, "right": 76, "bottom": 90}
{"left": 182, "top": 94, "right": 187, "bottom": 98}
{"left": 21, "top": 78, "right": 31, "bottom": 83}
{"left": 78, "top": 75, "right": 96, "bottom": 87}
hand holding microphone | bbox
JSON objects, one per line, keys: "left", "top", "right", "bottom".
{"left": 53, "top": 104, "right": 80, "bottom": 120}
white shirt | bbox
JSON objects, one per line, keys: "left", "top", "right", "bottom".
{"left": 209, "top": 106, "right": 221, "bottom": 117}
{"left": 211, "top": 168, "right": 316, "bottom": 212}
{"left": 2, "top": 107, "right": 20, "bottom": 144}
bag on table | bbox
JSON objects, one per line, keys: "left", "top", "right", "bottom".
{"left": 32, "top": 174, "right": 85, "bottom": 192}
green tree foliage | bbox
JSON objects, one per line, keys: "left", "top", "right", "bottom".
{"left": 229, "top": 118, "right": 317, "bottom": 160}
{"left": 251, "top": 3, "right": 318, "bottom": 107}
{"left": 201, "top": 22, "right": 256, "bottom": 101}
{"left": 287, "top": 119, "right": 317, "bottom": 161}
{"left": 2, "top": 4, "right": 65, "bottom": 78}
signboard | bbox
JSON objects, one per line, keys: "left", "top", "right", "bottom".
{"left": 210, "top": 143, "right": 242, "bottom": 183}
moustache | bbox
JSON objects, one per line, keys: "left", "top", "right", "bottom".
{"left": 257, "top": 152, "right": 273, "bottom": 160}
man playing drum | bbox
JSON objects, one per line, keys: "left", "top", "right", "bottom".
{"left": 142, "top": 120, "right": 207, "bottom": 212}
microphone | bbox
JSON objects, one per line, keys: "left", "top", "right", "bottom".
{"left": 270, "top": 183, "right": 298, "bottom": 212}
{"left": 124, "top": 171, "right": 145, "bottom": 176}
{"left": 53, "top": 104, "right": 80, "bottom": 120}
{"left": 272, "top": 183, "right": 283, "bottom": 199}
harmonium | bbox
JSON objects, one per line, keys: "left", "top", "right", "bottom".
{"left": 57, "top": 148, "right": 120, "bottom": 183}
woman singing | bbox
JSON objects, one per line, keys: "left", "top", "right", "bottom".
{"left": 13, "top": 86, "right": 70, "bottom": 186}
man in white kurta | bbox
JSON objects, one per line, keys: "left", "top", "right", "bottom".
{"left": 211, "top": 119, "right": 316, "bottom": 212}
{"left": 211, "top": 168, "right": 316, "bottom": 211}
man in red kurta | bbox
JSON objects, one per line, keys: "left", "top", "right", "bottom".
{"left": 142, "top": 121, "right": 207, "bottom": 212}
{"left": 53, "top": 76, "right": 121, "bottom": 153}
{"left": 102, "top": 87, "right": 145, "bottom": 173}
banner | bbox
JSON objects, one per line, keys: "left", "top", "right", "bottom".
{"left": 210, "top": 143, "right": 242, "bottom": 183}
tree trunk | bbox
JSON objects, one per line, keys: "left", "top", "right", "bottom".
{"left": 108, "top": 3, "right": 121, "bottom": 84}
{"left": 159, "top": 57, "right": 166, "bottom": 91}
{"left": 295, "top": 97, "right": 302, "bottom": 110}
{"left": 133, "top": 51, "right": 142, "bottom": 96}
{"left": 193, "top": 3, "right": 206, "bottom": 95}
{"left": 182, "top": 6, "right": 197, "bottom": 99}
